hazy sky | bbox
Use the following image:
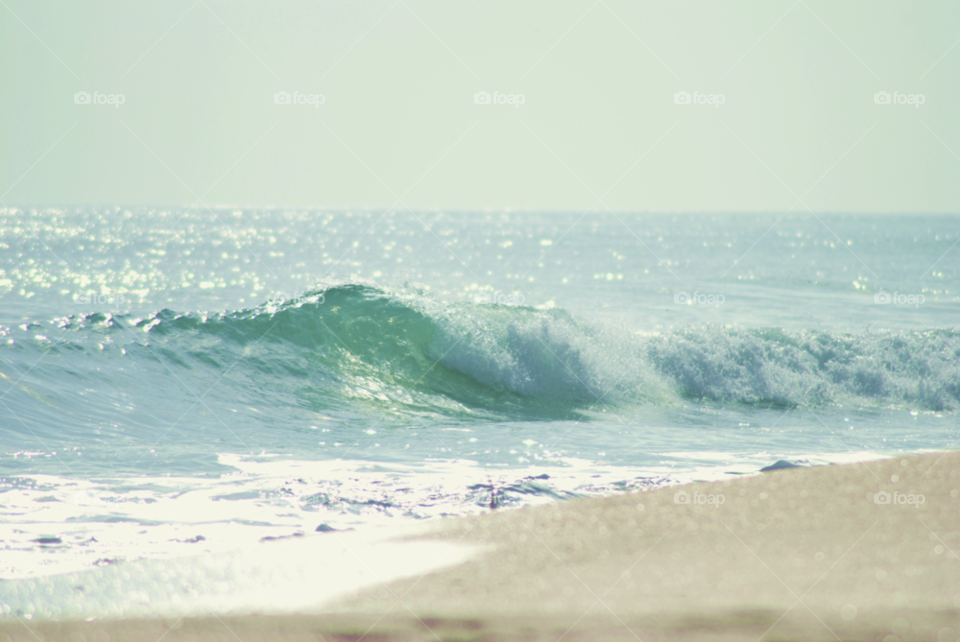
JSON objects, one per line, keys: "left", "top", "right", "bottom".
{"left": 2, "top": 1, "right": 959, "bottom": 211}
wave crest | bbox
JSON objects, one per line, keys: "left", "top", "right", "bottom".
{"left": 43, "top": 284, "right": 960, "bottom": 416}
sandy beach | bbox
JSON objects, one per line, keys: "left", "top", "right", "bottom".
{"left": 3, "top": 450, "right": 958, "bottom": 641}
{"left": 6, "top": 2, "right": 959, "bottom": 638}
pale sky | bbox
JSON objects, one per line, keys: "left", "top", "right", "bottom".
{"left": 1, "top": 1, "right": 959, "bottom": 211}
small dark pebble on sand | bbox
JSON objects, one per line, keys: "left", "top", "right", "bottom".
{"left": 33, "top": 537, "right": 62, "bottom": 545}
{"left": 180, "top": 535, "right": 206, "bottom": 543}
{"left": 761, "top": 460, "right": 804, "bottom": 472}
{"left": 260, "top": 532, "right": 305, "bottom": 542}
{"left": 315, "top": 524, "right": 337, "bottom": 532}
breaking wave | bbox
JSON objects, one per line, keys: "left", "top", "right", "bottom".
{"left": 9, "top": 284, "right": 960, "bottom": 421}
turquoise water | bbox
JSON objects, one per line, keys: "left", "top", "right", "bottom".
{"left": 1, "top": 208, "right": 958, "bottom": 580}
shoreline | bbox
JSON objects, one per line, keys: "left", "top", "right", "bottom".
{"left": 2, "top": 450, "right": 895, "bottom": 583}
{"left": 3, "top": 450, "right": 958, "bottom": 641}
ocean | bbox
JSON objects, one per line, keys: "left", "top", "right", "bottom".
{"left": 1, "top": 207, "right": 957, "bottom": 603}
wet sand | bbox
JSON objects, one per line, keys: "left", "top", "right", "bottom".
{"left": 4, "top": 450, "right": 959, "bottom": 641}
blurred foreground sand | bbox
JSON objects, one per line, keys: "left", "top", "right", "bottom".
{"left": 4, "top": 450, "right": 958, "bottom": 641}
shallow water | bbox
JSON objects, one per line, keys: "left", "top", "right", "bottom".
{"left": 1, "top": 208, "right": 957, "bottom": 582}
